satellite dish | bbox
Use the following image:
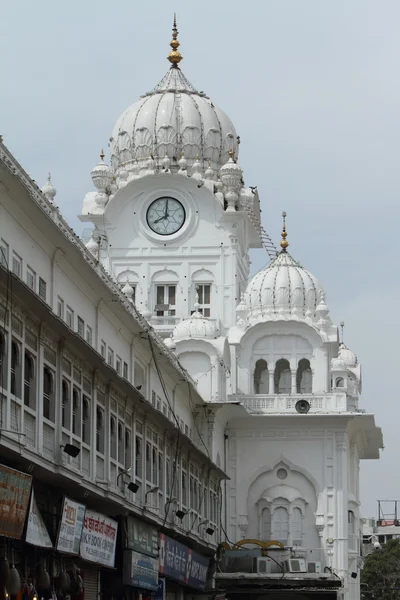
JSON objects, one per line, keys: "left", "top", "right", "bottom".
{"left": 295, "top": 400, "right": 310, "bottom": 414}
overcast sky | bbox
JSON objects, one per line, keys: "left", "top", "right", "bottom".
{"left": 1, "top": 0, "right": 399, "bottom": 518}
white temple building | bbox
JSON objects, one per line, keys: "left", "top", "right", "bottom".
{"left": 0, "top": 16, "right": 382, "bottom": 600}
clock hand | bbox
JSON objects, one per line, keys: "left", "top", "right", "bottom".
{"left": 164, "top": 199, "right": 169, "bottom": 218}
{"left": 153, "top": 215, "right": 167, "bottom": 224}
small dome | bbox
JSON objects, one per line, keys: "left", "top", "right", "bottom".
{"left": 42, "top": 173, "right": 56, "bottom": 203}
{"left": 338, "top": 343, "right": 357, "bottom": 367}
{"left": 244, "top": 250, "right": 324, "bottom": 319}
{"left": 173, "top": 310, "right": 219, "bottom": 340}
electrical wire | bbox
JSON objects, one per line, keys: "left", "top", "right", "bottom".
{"left": 147, "top": 334, "right": 181, "bottom": 529}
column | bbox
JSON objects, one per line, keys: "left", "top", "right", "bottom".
{"left": 269, "top": 365, "right": 275, "bottom": 394}
{"left": 335, "top": 432, "right": 348, "bottom": 578}
{"left": 291, "top": 370, "right": 297, "bottom": 394}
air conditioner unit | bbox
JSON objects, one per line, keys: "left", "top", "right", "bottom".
{"left": 254, "top": 557, "right": 273, "bottom": 574}
{"left": 307, "top": 561, "right": 322, "bottom": 574}
{"left": 283, "top": 558, "right": 307, "bottom": 573}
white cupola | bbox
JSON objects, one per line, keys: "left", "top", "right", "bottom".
{"left": 242, "top": 214, "right": 326, "bottom": 326}
{"left": 108, "top": 17, "right": 239, "bottom": 178}
{"left": 42, "top": 173, "right": 57, "bottom": 203}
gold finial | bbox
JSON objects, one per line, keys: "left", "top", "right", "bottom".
{"left": 280, "top": 210, "right": 289, "bottom": 251}
{"left": 167, "top": 13, "right": 183, "bottom": 66}
{"left": 228, "top": 149, "right": 234, "bottom": 159}
{"left": 100, "top": 149, "right": 105, "bottom": 161}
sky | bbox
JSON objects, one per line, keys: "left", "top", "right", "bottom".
{"left": 1, "top": 0, "right": 399, "bottom": 518}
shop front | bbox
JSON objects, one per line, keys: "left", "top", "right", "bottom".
{"left": 159, "top": 533, "right": 210, "bottom": 599}
{"left": 0, "top": 463, "right": 118, "bottom": 600}
{"left": 123, "top": 516, "right": 160, "bottom": 600}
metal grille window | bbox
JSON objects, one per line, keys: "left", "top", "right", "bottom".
{"left": 155, "top": 285, "right": 176, "bottom": 316}
{"left": 66, "top": 306, "right": 74, "bottom": 329}
{"left": 123, "top": 362, "right": 128, "bottom": 379}
{"left": 145, "top": 427, "right": 163, "bottom": 487}
{"left": 38, "top": 278, "right": 47, "bottom": 301}
{"left": 0, "top": 240, "right": 9, "bottom": 267}
{"left": 62, "top": 379, "right": 70, "bottom": 429}
{"left": 12, "top": 253, "right": 22, "bottom": 278}
{"left": 57, "top": 297, "right": 64, "bottom": 319}
{"left": 195, "top": 284, "right": 211, "bottom": 317}
{"left": 107, "top": 348, "right": 114, "bottom": 367}
{"left": 85, "top": 326, "right": 92, "bottom": 345}
{"left": 110, "top": 416, "right": 117, "bottom": 459}
{"left": 72, "top": 387, "right": 81, "bottom": 436}
{"left": 26, "top": 267, "right": 36, "bottom": 291}
{"left": 77, "top": 317, "right": 84, "bottom": 337}
{"left": 116, "top": 356, "right": 122, "bottom": 375}
{"left": 0, "top": 332, "right": 8, "bottom": 391}
{"left": 100, "top": 340, "right": 106, "bottom": 359}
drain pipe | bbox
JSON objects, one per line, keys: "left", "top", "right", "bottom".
{"left": 224, "top": 431, "right": 228, "bottom": 537}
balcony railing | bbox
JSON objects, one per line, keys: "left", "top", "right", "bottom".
{"left": 228, "top": 392, "right": 353, "bottom": 414}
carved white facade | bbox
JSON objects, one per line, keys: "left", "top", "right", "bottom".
{"left": 0, "top": 18, "right": 382, "bottom": 600}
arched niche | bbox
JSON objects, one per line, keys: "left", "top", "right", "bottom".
{"left": 296, "top": 358, "right": 312, "bottom": 394}
{"left": 245, "top": 458, "right": 319, "bottom": 551}
{"left": 274, "top": 358, "right": 291, "bottom": 394}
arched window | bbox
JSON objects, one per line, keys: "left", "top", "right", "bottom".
{"left": 62, "top": 380, "right": 70, "bottom": 429}
{"left": 110, "top": 417, "right": 117, "bottom": 459}
{"left": 24, "top": 351, "right": 35, "bottom": 408}
{"left": 296, "top": 359, "right": 312, "bottom": 394}
{"left": 118, "top": 422, "right": 124, "bottom": 463}
{"left": 96, "top": 407, "right": 104, "bottom": 453}
{"left": 11, "top": 340, "right": 21, "bottom": 397}
{"left": 272, "top": 507, "right": 289, "bottom": 544}
{"left": 291, "top": 507, "right": 304, "bottom": 546}
{"left": 125, "top": 430, "right": 131, "bottom": 469}
{"left": 274, "top": 359, "right": 291, "bottom": 394}
{"left": 0, "top": 332, "right": 7, "bottom": 390}
{"left": 254, "top": 359, "right": 269, "bottom": 394}
{"left": 72, "top": 387, "right": 81, "bottom": 436}
{"left": 82, "top": 397, "right": 90, "bottom": 444}
{"left": 43, "top": 367, "right": 54, "bottom": 421}
{"left": 261, "top": 508, "right": 271, "bottom": 541}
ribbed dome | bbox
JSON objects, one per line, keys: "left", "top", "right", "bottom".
{"left": 173, "top": 310, "right": 219, "bottom": 340}
{"left": 109, "top": 66, "right": 238, "bottom": 176}
{"left": 337, "top": 343, "right": 357, "bottom": 367}
{"left": 245, "top": 251, "right": 324, "bottom": 318}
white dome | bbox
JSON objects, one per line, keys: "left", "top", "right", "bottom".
{"left": 338, "top": 343, "right": 357, "bottom": 367}
{"left": 245, "top": 250, "right": 324, "bottom": 319}
{"left": 109, "top": 66, "right": 238, "bottom": 175}
{"left": 173, "top": 310, "right": 219, "bottom": 340}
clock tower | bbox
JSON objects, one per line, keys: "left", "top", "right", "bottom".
{"left": 80, "top": 18, "right": 262, "bottom": 338}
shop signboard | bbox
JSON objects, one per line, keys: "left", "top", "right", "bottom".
{"left": 126, "top": 515, "right": 159, "bottom": 557}
{"left": 80, "top": 509, "right": 118, "bottom": 568}
{"left": 25, "top": 490, "right": 53, "bottom": 548}
{"left": 0, "top": 463, "right": 32, "bottom": 539}
{"left": 123, "top": 550, "right": 159, "bottom": 591}
{"left": 154, "top": 578, "right": 166, "bottom": 600}
{"left": 56, "top": 496, "right": 86, "bottom": 555}
{"left": 159, "top": 533, "right": 210, "bottom": 590}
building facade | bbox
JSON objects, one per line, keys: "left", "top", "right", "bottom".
{"left": 0, "top": 18, "right": 382, "bottom": 600}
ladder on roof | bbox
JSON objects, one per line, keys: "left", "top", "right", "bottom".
{"left": 240, "top": 199, "right": 279, "bottom": 261}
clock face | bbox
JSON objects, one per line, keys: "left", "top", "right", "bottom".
{"left": 146, "top": 197, "right": 186, "bottom": 235}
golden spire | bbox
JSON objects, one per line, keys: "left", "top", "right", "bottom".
{"left": 167, "top": 13, "right": 183, "bottom": 66}
{"left": 280, "top": 211, "right": 289, "bottom": 251}
{"left": 228, "top": 148, "right": 234, "bottom": 159}
{"left": 100, "top": 149, "right": 105, "bottom": 161}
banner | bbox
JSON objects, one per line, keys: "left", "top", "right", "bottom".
{"left": 80, "top": 509, "right": 118, "bottom": 568}
{"left": 123, "top": 550, "right": 159, "bottom": 591}
{"left": 159, "top": 533, "right": 210, "bottom": 590}
{"left": 126, "top": 515, "right": 158, "bottom": 557}
{"left": 57, "top": 496, "right": 86, "bottom": 555}
{"left": 0, "top": 464, "right": 32, "bottom": 539}
{"left": 25, "top": 490, "right": 53, "bottom": 548}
